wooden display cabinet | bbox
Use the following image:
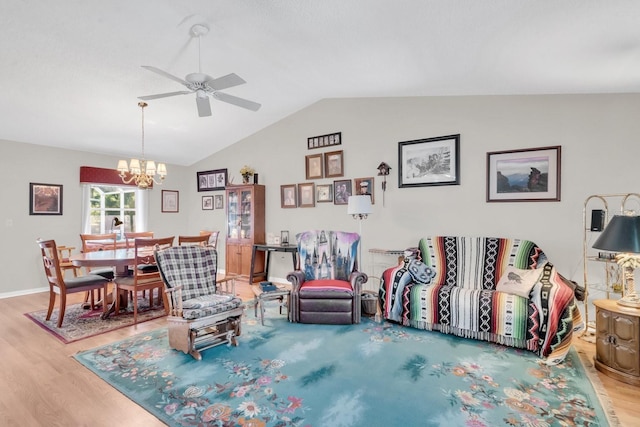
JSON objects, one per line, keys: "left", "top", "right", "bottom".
{"left": 225, "top": 184, "right": 265, "bottom": 279}
{"left": 594, "top": 299, "right": 640, "bottom": 386}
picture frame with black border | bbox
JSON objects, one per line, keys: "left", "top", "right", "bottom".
{"left": 398, "top": 134, "right": 460, "bottom": 188}
{"left": 29, "top": 182, "right": 63, "bottom": 215}
{"left": 214, "top": 194, "right": 224, "bottom": 209}
{"left": 161, "top": 190, "right": 179, "bottom": 213}
{"left": 486, "top": 145, "right": 561, "bottom": 202}
{"left": 197, "top": 168, "right": 228, "bottom": 191}
{"left": 202, "top": 195, "right": 213, "bottom": 210}
{"left": 307, "top": 132, "right": 342, "bottom": 150}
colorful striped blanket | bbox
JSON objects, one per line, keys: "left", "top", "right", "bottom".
{"left": 379, "top": 236, "right": 583, "bottom": 365}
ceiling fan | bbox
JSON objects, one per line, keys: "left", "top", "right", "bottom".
{"left": 138, "top": 24, "right": 261, "bottom": 117}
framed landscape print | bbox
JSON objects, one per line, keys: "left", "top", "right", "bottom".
{"left": 486, "top": 145, "right": 561, "bottom": 202}
{"left": 197, "top": 168, "right": 228, "bottom": 191}
{"left": 398, "top": 134, "right": 460, "bottom": 187}
{"left": 333, "top": 179, "right": 352, "bottom": 205}
{"left": 29, "top": 183, "right": 62, "bottom": 215}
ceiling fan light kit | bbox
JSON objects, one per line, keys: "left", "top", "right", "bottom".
{"left": 138, "top": 23, "right": 261, "bottom": 117}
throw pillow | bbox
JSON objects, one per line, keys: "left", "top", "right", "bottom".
{"left": 496, "top": 266, "right": 543, "bottom": 298}
{"left": 405, "top": 259, "right": 436, "bottom": 284}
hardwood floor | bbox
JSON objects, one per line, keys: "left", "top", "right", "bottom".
{"left": 1, "top": 283, "right": 638, "bottom": 426}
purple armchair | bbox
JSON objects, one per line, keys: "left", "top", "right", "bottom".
{"left": 287, "top": 230, "right": 368, "bottom": 324}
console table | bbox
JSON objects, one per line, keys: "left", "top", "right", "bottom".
{"left": 249, "top": 244, "right": 298, "bottom": 284}
{"left": 593, "top": 299, "right": 640, "bottom": 385}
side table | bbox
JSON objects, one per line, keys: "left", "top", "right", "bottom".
{"left": 251, "top": 283, "right": 291, "bottom": 325}
{"left": 249, "top": 244, "right": 298, "bottom": 284}
{"left": 593, "top": 299, "right": 640, "bottom": 386}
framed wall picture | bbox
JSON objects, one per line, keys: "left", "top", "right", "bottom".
{"left": 202, "top": 195, "right": 213, "bottom": 210}
{"left": 298, "top": 183, "right": 315, "bottom": 207}
{"left": 214, "top": 194, "right": 224, "bottom": 209}
{"left": 307, "top": 131, "right": 341, "bottom": 150}
{"left": 354, "top": 177, "right": 375, "bottom": 204}
{"left": 333, "top": 179, "right": 352, "bottom": 205}
{"left": 305, "top": 153, "right": 324, "bottom": 179}
{"left": 316, "top": 184, "right": 333, "bottom": 202}
{"left": 324, "top": 150, "right": 344, "bottom": 178}
{"left": 398, "top": 134, "right": 460, "bottom": 187}
{"left": 29, "top": 183, "right": 63, "bottom": 215}
{"left": 197, "top": 168, "right": 228, "bottom": 191}
{"left": 281, "top": 184, "right": 297, "bottom": 208}
{"left": 161, "top": 190, "right": 179, "bottom": 213}
{"left": 486, "top": 145, "right": 561, "bottom": 202}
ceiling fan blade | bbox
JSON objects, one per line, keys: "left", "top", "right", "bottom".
{"left": 138, "top": 91, "right": 192, "bottom": 100}
{"left": 206, "top": 73, "right": 246, "bottom": 91}
{"left": 141, "top": 65, "right": 189, "bottom": 86}
{"left": 212, "top": 92, "right": 261, "bottom": 111}
{"left": 196, "top": 96, "right": 212, "bottom": 117}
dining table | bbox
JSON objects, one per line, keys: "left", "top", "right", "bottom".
{"left": 70, "top": 248, "right": 136, "bottom": 319}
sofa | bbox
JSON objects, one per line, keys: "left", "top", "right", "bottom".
{"left": 379, "top": 236, "right": 584, "bottom": 365}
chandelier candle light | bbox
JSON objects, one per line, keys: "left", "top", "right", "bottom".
{"left": 117, "top": 102, "right": 167, "bottom": 189}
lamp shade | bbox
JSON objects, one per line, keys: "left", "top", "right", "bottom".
{"left": 347, "top": 195, "right": 373, "bottom": 215}
{"left": 592, "top": 215, "right": 640, "bottom": 253}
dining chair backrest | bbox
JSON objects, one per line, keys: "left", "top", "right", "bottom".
{"left": 179, "top": 234, "right": 211, "bottom": 246}
{"left": 199, "top": 230, "right": 219, "bottom": 249}
{"left": 80, "top": 233, "right": 117, "bottom": 253}
{"left": 124, "top": 231, "right": 154, "bottom": 248}
{"left": 38, "top": 239, "right": 65, "bottom": 288}
{"left": 133, "top": 237, "right": 175, "bottom": 278}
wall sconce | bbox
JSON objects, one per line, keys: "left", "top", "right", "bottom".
{"left": 377, "top": 162, "right": 391, "bottom": 206}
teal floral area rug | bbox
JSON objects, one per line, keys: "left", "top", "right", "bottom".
{"left": 74, "top": 316, "right": 619, "bottom": 427}
{"left": 25, "top": 298, "right": 165, "bottom": 343}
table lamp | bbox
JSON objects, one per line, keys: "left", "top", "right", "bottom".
{"left": 348, "top": 195, "right": 372, "bottom": 269}
{"left": 592, "top": 213, "right": 640, "bottom": 308}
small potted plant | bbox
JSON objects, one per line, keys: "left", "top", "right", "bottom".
{"left": 240, "top": 165, "right": 255, "bottom": 184}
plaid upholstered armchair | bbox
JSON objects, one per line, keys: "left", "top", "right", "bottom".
{"left": 155, "top": 245, "right": 244, "bottom": 360}
{"left": 287, "top": 230, "right": 367, "bottom": 324}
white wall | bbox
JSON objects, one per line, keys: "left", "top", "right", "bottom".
{"left": 2, "top": 93, "right": 639, "bottom": 297}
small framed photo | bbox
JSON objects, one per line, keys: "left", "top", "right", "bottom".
{"left": 29, "top": 183, "right": 62, "bottom": 215}
{"left": 214, "top": 194, "right": 224, "bottom": 209}
{"left": 316, "top": 184, "right": 333, "bottom": 203}
{"left": 354, "top": 177, "right": 375, "bottom": 204}
{"left": 399, "top": 134, "right": 460, "bottom": 187}
{"left": 162, "top": 190, "right": 179, "bottom": 213}
{"left": 281, "top": 184, "right": 297, "bottom": 208}
{"left": 298, "top": 183, "right": 315, "bottom": 207}
{"left": 333, "top": 179, "right": 352, "bottom": 205}
{"left": 486, "top": 145, "right": 561, "bottom": 202}
{"left": 202, "top": 195, "right": 213, "bottom": 210}
{"left": 324, "top": 150, "right": 344, "bottom": 178}
{"left": 197, "top": 168, "right": 228, "bottom": 191}
{"left": 305, "top": 154, "right": 324, "bottom": 179}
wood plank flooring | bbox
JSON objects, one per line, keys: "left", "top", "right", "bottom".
{"left": 1, "top": 282, "right": 637, "bottom": 426}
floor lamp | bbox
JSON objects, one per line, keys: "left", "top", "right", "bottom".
{"left": 593, "top": 213, "right": 640, "bottom": 308}
{"left": 347, "top": 195, "right": 373, "bottom": 270}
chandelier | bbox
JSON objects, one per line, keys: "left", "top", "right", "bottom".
{"left": 117, "top": 102, "right": 167, "bottom": 189}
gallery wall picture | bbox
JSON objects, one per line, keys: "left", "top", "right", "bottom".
{"left": 202, "top": 195, "right": 213, "bottom": 210}
{"left": 281, "top": 184, "right": 297, "bottom": 208}
{"left": 398, "top": 134, "right": 460, "bottom": 188}
{"left": 162, "top": 190, "right": 179, "bottom": 213}
{"left": 354, "top": 177, "right": 375, "bottom": 204}
{"left": 333, "top": 179, "right": 352, "bottom": 205}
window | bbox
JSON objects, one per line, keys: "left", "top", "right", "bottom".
{"left": 82, "top": 184, "right": 148, "bottom": 241}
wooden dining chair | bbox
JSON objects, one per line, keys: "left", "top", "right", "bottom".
{"left": 199, "top": 230, "right": 219, "bottom": 249}
{"left": 79, "top": 233, "right": 117, "bottom": 280}
{"left": 37, "top": 239, "right": 109, "bottom": 327}
{"left": 114, "top": 236, "right": 175, "bottom": 324}
{"left": 179, "top": 234, "right": 211, "bottom": 246}
{"left": 56, "top": 245, "right": 81, "bottom": 278}
{"left": 124, "top": 231, "right": 154, "bottom": 248}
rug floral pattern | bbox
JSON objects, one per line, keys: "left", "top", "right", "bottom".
{"left": 74, "top": 317, "right": 613, "bottom": 427}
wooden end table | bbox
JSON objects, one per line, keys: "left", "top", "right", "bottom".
{"left": 251, "top": 283, "right": 291, "bottom": 325}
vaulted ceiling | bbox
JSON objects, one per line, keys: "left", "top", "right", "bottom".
{"left": 2, "top": 1, "right": 639, "bottom": 165}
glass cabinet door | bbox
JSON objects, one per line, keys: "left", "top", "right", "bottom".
{"left": 227, "top": 189, "right": 252, "bottom": 240}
